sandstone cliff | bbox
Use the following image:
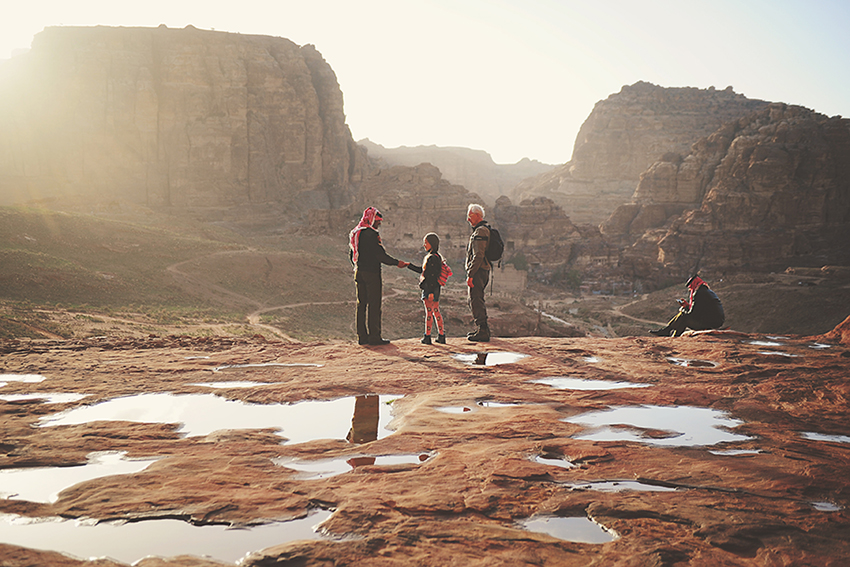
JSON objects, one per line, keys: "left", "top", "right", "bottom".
{"left": 0, "top": 26, "right": 367, "bottom": 209}
{"left": 359, "top": 139, "right": 554, "bottom": 204}
{"left": 514, "top": 82, "right": 769, "bottom": 224}
{"left": 615, "top": 104, "right": 850, "bottom": 279}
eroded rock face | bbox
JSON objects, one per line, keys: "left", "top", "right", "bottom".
{"left": 616, "top": 104, "right": 850, "bottom": 279}
{"left": 515, "top": 82, "right": 769, "bottom": 224}
{"left": 0, "top": 26, "right": 366, "bottom": 209}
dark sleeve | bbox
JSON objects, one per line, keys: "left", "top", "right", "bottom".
{"left": 360, "top": 229, "right": 399, "bottom": 266}
{"left": 407, "top": 263, "right": 423, "bottom": 274}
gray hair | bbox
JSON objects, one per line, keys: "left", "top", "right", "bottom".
{"left": 467, "top": 203, "right": 485, "bottom": 218}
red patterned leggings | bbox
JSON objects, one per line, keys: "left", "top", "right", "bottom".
{"left": 423, "top": 297, "right": 444, "bottom": 335}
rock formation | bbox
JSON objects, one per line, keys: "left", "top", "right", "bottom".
{"left": 612, "top": 103, "right": 850, "bottom": 280}
{"left": 514, "top": 82, "right": 770, "bottom": 224}
{"left": 359, "top": 139, "right": 554, "bottom": 204}
{"left": 0, "top": 25, "right": 368, "bottom": 209}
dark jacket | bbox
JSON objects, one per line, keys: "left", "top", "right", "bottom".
{"left": 407, "top": 253, "right": 443, "bottom": 299}
{"left": 465, "top": 222, "right": 491, "bottom": 278}
{"left": 350, "top": 227, "right": 399, "bottom": 274}
{"left": 689, "top": 285, "right": 725, "bottom": 328}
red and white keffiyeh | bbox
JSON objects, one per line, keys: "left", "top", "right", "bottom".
{"left": 684, "top": 276, "right": 706, "bottom": 310}
{"left": 349, "top": 207, "right": 382, "bottom": 267}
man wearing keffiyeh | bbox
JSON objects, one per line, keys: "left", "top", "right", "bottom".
{"left": 650, "top": 275, "right": 725, "bottom": 337}
{"left": 349, "top": 207, "right": 408, "bottom": 345}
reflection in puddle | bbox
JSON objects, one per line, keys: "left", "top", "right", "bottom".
{"left": 746, "top": 340, "right": 784, "bottom": 347}
{"left": 518, "top": 515, "right": 617, "bottom": 543}
{"left": 758, "top": 351, "right": 800, "bottom": 357}
{"left": 812, "top": 502, "right": 843, "bottom": 512}
{"left": 436, "top": 406, "right": 475, "bottom": 414}
{"left": 212, "top": 362, "right": 323, "bottom": 372}
{"left": 0, "top": 509, "right": 332, "bottom": 564}
{"left": 452, "top": 352, "right": 529, "bottom": 366}
{"left": 666, "top": 358, "right": 719, "bottom": 368}
{"left": 190, "top": 381, "right": 270, "bottom": 389}
{"left": 808, "top": 343, "right": 832, "bottom": 350}
{"left": 709, "top": 449, "right": 762, "bottom": 456}
{"left": 477, "top": 400, "right": 520, "bottom": 408}
{"left": 276, "top": 454, "right": 431, "bottom": 480}
{"left": 0, "top": 393, "right": 88, "bottom": 404}
{"left": 562, "top": 480, "right": 677, "bottom": 493}
{"left": 184, "top": 356, "right": 211, "bottom": 360}
{"left": 532, "top": 455, "right": 575, "bottom": 469}
{"left": 529, "top": 377, "right": 651, "bottom": 390}
{"left": 0, "top": 374, "right": 46, "bottom": 386}
{"left": 802, "top": 432, "right": 850, "bottom": 444}
{"left": 0, "top": 452, "right": 159, "bottom": 503}
{"left": 563, "top": 405, "right": 751, "bottom": 447}
{"left": 40, "top": 393, "right": 401, "bottom": 443}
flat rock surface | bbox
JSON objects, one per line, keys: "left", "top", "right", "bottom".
{"left": 0, "top": 327, "right": 848, "bottom": 566}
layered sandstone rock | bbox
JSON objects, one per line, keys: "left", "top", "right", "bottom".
{"left": 0, "top": 26, "right": 367, "bottom": 209}
{"left": 514, "top": 82, "right": 769, "bottom": 224}
{"left": 359, "top": 139, "right": 554, "bottom": 204}
{"left": 616, "top": 104, "right": 850, "bottom": 279}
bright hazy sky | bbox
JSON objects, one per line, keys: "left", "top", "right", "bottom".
{"left": 2, "top": 0, "right": 848, "bottom": 165}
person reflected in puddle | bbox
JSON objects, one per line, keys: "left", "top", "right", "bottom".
{"left": 474, "top": 353, "right": 488, "bottom": 365}
{"left": 651, "top": 275, "right": 725, "bottom": 337}
{"left": 346, "top": 394, "right": 379, "bottom": 443}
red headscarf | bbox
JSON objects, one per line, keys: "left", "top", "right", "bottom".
{"left": 684, "top": 276, "right": 706, "bottom": 310}
{"left": 349, "top": 207, "right": 382, "bottom": 267}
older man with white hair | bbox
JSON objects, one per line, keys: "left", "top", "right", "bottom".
{"left": 465, "top": 203, "right": 491, "bottom": 342}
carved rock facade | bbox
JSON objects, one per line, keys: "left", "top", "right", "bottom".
{"left": 0, "top": 26, "right": 367, "bottom": 209}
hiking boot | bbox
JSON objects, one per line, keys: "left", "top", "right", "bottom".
{"left": 368, "top": 338, "right": 391, "bottom": 346}
{"left": 467, "top": 327, "right": 490, "bottom": 342}
{"left": 649, "top": 328, "right": 672, "bottom": 337}
{"left": 421, "top": 334, "right": 432, "bottom": 345}
{"left": 436, "top": 334, "right": 446, "bottom": 344}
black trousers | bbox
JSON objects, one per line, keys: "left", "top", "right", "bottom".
{"left": 468, "top": 269, "right": 490, "bottom": 328}
{"left": 664, "top": 309, "right": 721, "bottom": 335}
{"left": 355, "top": 270, "right": 383, "bottom": 341}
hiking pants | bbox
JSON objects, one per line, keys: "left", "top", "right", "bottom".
{"left": 355, "top": 270, "right": 383, "bottom": 342}
{"left": 468, "top": 269, "right": 489, "bottom": 328}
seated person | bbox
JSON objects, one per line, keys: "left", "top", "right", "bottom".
{"left": 651, "top": 275, "right": 725, "bottom": 337}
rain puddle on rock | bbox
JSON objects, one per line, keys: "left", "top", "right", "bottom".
{"left": 812, "top": 502, "right": 843, "bottom": 512}
{"left": 0, "top": 509, "right": 332, "bottom": 565}
{"left": 276, "top": 454, "right": 431, "bottom": 480}
{"left": 531, "top": 455, "right": 575, "bottom": 469}
{"left": 452, "top": 352, "right": 529, "bottom": 366}
{"left": 190, "top": 381, "right": 270, "bottom": 389}
{"left": 581, "top": 356, "right": 601, "bottom": 363}
{"left": 212, "top": 362, "right": 323, "bottom": 372}
{"left": 0, "top": 374, "right": 46, "bottom": 387}
{"left": 517, "top": 515, "right": 617, "bottom": 543}
{"left": 0, "top": 393, "right": 88, "bottom": 404}
{"left": 758, "top": 351, "right": 800, "bottom": 357}
{"left": 39, "top": 393, "right": 401, "bottom": 443}
{"left": 529, "top": 377, "right": 651, "bottom": 390}
{"left": 666, "top": 357, "right": 719, "bottom": 368}
{"left": 563, "top": 405, "right": 751, "bottom": 447}
{"left": 436, "top": 400, "right": 519, "bottom": 414}
{"left": 0, "top": 452, "right": 159, "bottom": 503}
{"left": 562, "top": 480, "right": 677, "bottom": 493}
{"left": 801, "top": 432, "right": 850, "bottom": 444}
{"left": 709, "top": 449, "right": 762, "bottom": 456}
{"left": 746, "top": 340, "right": 784, "bottom": 347}
{"left": 808, "top": 343, "right": 832, "bottom": 350}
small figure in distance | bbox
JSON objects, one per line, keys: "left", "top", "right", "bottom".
{"left": 406, "top": 233, "right": 450, "bottom": 345}
{"left": 349, "top": 207, "right": 409, "bottom": 346}
{"left": 650, "top": 275, "right": 725, "bottom": 337}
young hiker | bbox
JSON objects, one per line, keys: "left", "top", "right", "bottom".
{"left": 407, "top": 233, "right": 450, "bottom": 344}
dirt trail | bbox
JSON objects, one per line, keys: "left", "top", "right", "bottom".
{"left": 609, "top": 294, "right": 666, "bottom": 326}
{"left": 168, "top": 251, "right": 405, "bottom": 343}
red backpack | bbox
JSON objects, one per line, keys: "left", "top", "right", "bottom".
{"left": 438, "top": 261, "right": 452, "bottom": 286}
